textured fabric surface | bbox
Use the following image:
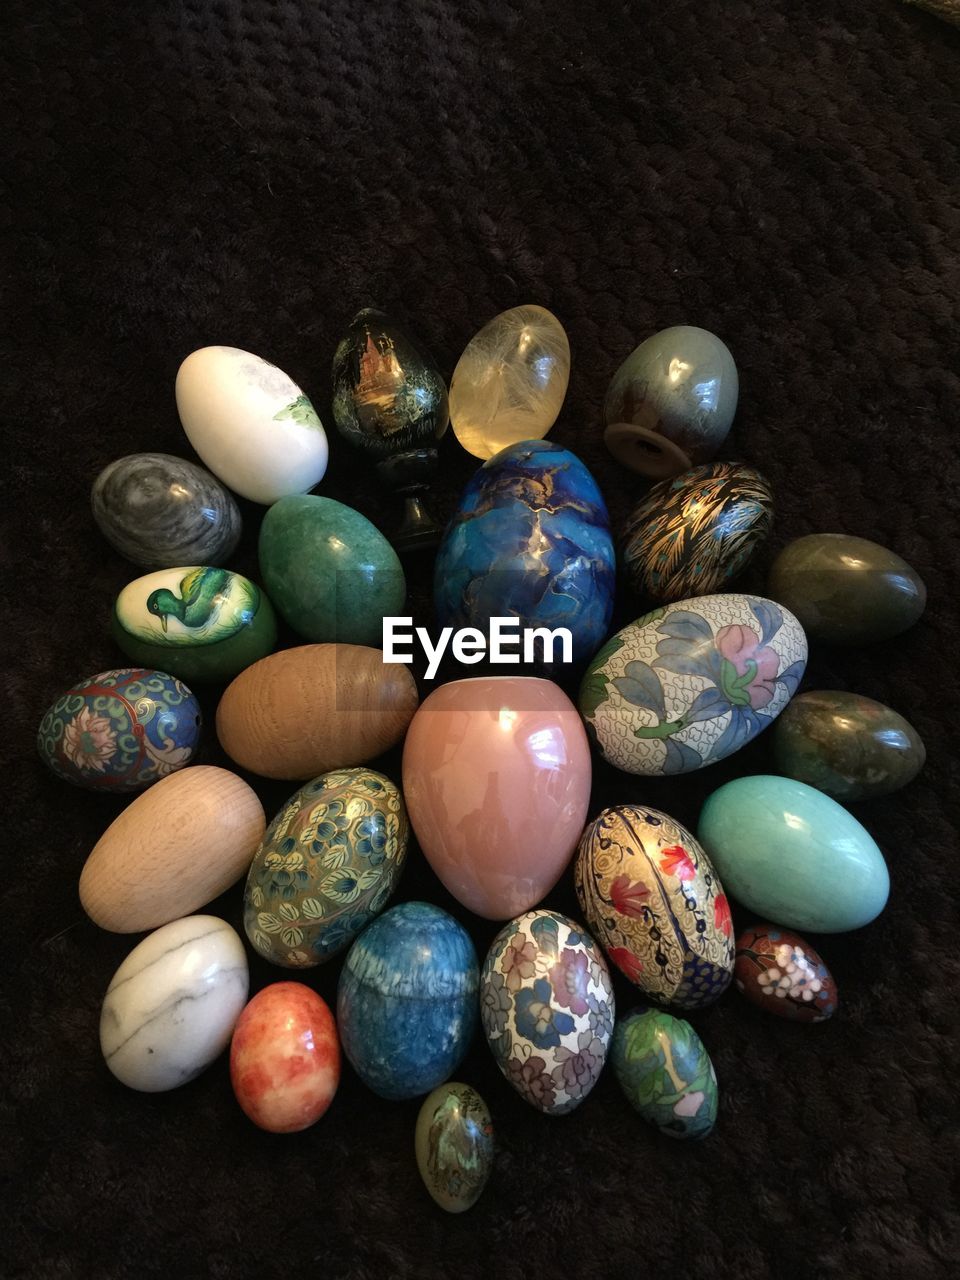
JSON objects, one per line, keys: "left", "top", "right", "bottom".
{"left": 3, "top": 2, "right": 959, "bottom": 1276}
{"left": 904, "top": 1, "right": 960, "bottom": 26}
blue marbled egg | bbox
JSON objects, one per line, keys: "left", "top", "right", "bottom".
{"left": 434, "top": 440, "right": 615, "bottom": 661}
{"left": 336, "top": 902, "right": 479, "bottom": 1100}
{"left": 37, "top": 668, "right": 202, "bottom": 792}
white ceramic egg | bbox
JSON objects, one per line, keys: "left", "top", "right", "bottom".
{"left": 100, "top": 915, "right": 249, "bottom": 1091}
{"left": 175, "top": 346, "right": 328, "bottom": 504}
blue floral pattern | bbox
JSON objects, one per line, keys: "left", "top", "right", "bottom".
{"left": 244, "top": 768, "right": 408, "bottom": 968}
{"left": 480, "top": 910, "right": 615, "bottom": 1115}
{"left": 579, "top": 594, "right": 807, "bottom": 776}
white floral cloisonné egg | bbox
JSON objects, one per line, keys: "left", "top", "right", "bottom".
{"left": 480, "top": 909, "right": 614, "bottom": 1116}
{"left": 578, "top": 593, "right": 807, "bottom": 776}
{"left": 176, "top": 346, "right": 328, "bottom": 504}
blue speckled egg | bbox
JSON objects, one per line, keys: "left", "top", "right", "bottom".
{"left": 434, "top": 440, "right": 615, "bottom": 661}
{"left": 243, "top": 768, "right": 408, "bottom": 968}
{"left": 37, "top": 668, "right": 201, "bottom": 791}
{"left": 480, "top": 909, "right": 615, "bottom": 1115}
{"left": 336, "top": 902, "right": 478, "bottom": 1100}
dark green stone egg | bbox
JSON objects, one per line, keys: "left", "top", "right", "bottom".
{"left": 772, "top": 690, "right": 925, "bottom": 801}
{"left": 767, "top": 533, "right": 926, "bottom": 645}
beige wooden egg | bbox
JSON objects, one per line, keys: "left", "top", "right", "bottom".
{"left": 79, "top": 766, "right": 265, "bottom": 933}
{"left": 216, "top": 643, "right": 419, "bottom": 780}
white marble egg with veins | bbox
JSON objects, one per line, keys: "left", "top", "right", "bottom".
{"left": 176, "top": 345, "right": 329, "bottom": 504}
{"left": 100, "top": 915, "right": 249, "bottom": 1092}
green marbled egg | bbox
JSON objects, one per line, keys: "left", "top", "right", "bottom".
{"left": 243, "top": 768, "right": 408, "bottom": 967}
{"left": 258, "top": 494, "right": 406, "bottom": 645}
{"left": 611, "top": 1008, "right": 718, "bottom": 1140}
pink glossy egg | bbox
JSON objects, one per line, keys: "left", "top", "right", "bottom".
{"left": 402, "top": 677, "right": 592, "bottom": 919}
{"left": 230, "top": 983, "right": 340, "bottom": 1133}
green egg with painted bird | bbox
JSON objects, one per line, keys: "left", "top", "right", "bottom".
{"left": 112, "top": 565, "right": 277, "bottom": 683}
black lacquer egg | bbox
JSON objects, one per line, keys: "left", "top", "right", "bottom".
{"left": 622, "top": 462, "right": 773, "bottom": 603}
{"left": 331, "top": 309, "right": 449, "bottom": 550}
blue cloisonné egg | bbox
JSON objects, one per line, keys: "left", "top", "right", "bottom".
{"left": 434, "top": 440, "right": 615, "bottom": 662}
{"left": 337, "top": 902, "right": 478, "bottom": 1100}
{"left": 579, "top": 593, "right": 807, "bottom": 776}
{"left": 37, "top": 668, "right": 201, "bottom": 792}
{"left": 575, "top": 806, "right": 734, "bottom": 1010}
{"left": 480, "top": 909, "right": 615, "bottom": 1115}
{"left": 243, "top": 769, "right": 408, "bottom": 968}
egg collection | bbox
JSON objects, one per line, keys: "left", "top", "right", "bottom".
{"left": 39, "top": 311, "right": 928, "bottom": 1212}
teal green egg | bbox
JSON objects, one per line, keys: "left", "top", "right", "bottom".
{"left": 611, "top": 1008, "right": 718, "bottom": 1140}
{"left": 244, "top": 768, "right": 409, "bottom": 967}
{"left": 698, "top": 775, "right": 889, "bottom": 932}
{"left": 258, "top": 494, "right": 406, "bottom": 645}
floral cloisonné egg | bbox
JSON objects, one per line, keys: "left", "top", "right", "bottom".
{"left": 621, "top": 462, "right": 773, "bottom": 603}
{"left": 611, "top": 1008, "right": 718, "bottom": 1140}
{"left": 434, "top": 439, "right": 615, "bottom": 661}
{"left": 37, "top": 668, "right": 201, "bottom": 792}
{"left": 243, "top": 769, "right": 408, "bottom": 967}
{"left": 579, "top": 593, "right": 807, "bottom": 776}
{"left": 480, "top": 909, "right": 614, "bottom": 1116}
{"left": 734, "top": 924, "right": 838, "bottom": 1023}
{"left": 575, "top": 806, "right": 734, "bottom": 1009}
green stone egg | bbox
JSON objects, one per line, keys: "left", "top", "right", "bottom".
{"left": 243, "top": 768, "right": 408, "bottom": 967}
{"left": 611, "top": 1008, "right": 718, "bottom": 1140}
{"left": 415, "top": 1082, "right": 494, "bottom": 1213}
{"left": 698, "top": 774, "right": 889, "bottom": 932}
{"left": 772, "top": 690, "right": 926, "bottom": 801}
{"left": 767, "top": 533, "right": 926, "bottom": 645}
{"left": 112, "top": 566, "right": 277, "bottom": 684}
{"left": 258, "top": 494, "right": 406, "bottom": 645}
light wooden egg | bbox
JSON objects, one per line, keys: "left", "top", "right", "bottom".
{"left": 216, "top": 644, "right": 419, "bottom": 780}
{"left": 80, "top": 766, "right": 265, "bottom": 932}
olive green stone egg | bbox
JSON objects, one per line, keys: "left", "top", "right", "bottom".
{"left": 243, "top": 768, "right": 409, "bottom": 967}
{"left": 258, "top": 494, "right": 406, "bottom": 645}
{"left": 767, "top": 533, "right": 926, "bottom": 645}
{"left": 415, "top": 1082, "right": 494, "bottom": 1212}
{"left": 772, "top": 690, "right": 925, "bottom": 801}
{"left": 611, "top": 1008, "right": 718, "bottom": 1140}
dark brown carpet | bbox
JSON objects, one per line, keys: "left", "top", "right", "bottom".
{"left": 3, "top": 2, "right": 959, "bottom": 1277}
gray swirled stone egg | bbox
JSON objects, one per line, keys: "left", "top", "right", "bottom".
{"left": 92, "top": 453, "right": 241, "bottom": 568}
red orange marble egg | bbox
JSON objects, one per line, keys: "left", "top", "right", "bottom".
{"left": 230, "top": 982, "right": 340, "bottom": 1131}
{"left": 734, "top": 924, "right": 837, "bottom": 1023}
